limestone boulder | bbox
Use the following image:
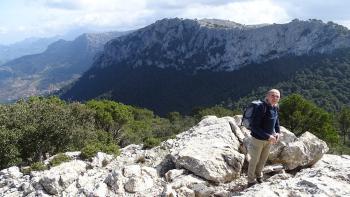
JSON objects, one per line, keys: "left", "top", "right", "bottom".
{"left": 279, "top": 132, "right": 329, "bottom": 170}
{"left": 171, "top": 116, "right": 245, "bottom": 183}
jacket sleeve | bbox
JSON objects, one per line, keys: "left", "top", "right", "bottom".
{"left": 275, "top": 116, "right": 280, "bottom": 133}
{"left": 251, "top": 104, "right": 271, "bottom": 140}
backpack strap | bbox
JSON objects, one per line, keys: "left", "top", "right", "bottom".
{"left": 261, "top": 100, "right": 268, "bottom": 116}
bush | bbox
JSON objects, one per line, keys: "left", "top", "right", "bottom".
{"left": 0, "top": 127, "right": 22, "bottom": 169}
{"left": 30, "top": 162, "right": 47, "bottom": 171}
{"left": 328, "top": 144, "right": 350, "bottom": 155}
{"left": 21, "top": 162, "right": 48, "bottom": 174}
{"left": 143, "top": 137, "right": 161, "bottom": 149}
{"left": 81, "top": 142, "right": 120, "bottom": 160}
{"left": 21, "top": 167, "right": 32, "bottom": 175}
{"left": 81, "top": 143, "right": 99, "bottom": 159}
{"left": 50, "top": 153, "right": 71, "bottom": 167}
{"left": 279, "top": 94, "right": 339, "bottom": 144}
{"left": 101, "top": 143, "right": 121, "bottom": 156}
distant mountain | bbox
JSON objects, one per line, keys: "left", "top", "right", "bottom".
{"left": 0, "top": 31, "right": 130, "bottom": 102}
{"left": 60, "top": 18, "right": 350, "bottom": 115}
{"left": 0, "top": 37, "right": 60, "bottom": 65}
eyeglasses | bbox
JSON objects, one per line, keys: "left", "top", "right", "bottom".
{"left": 270, "top": 94, "right": 280, "bottom": 98}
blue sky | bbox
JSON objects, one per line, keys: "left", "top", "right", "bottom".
{"left": 1, "top": 0, "right": 350, "bottom": 45}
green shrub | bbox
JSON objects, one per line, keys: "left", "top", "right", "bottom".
{"left": 81, "top": 142, "right": 120, "bottom": 160}
{"left": 101, "top": 143, "right": 121, "bottom": 156}
{"left": 329, "top": 144, "right": 350, "bottom": 155}
{"left": 143, "top": 137, "right": 161, "bottom": 149}
{"left": 21, "top": 167, "right": 32, "bottom": 175}
{"left": 30, "top": 162, "right": 47, "bottom": 171}
{"left": 0, "top": 128, "right": 22, "bottom": 169}
{"left": 279, "top": 94, "right": 339, "bottom": 144}
{"left": 50, "top": 153, "right": 71, "bottom": 167}
{"left": 81, "top": 143, "right": 99, "bottom": 159}
{"left": 22, "top": 162, "right": 48, "bottom": 174}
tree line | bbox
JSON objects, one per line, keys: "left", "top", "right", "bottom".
{"left": 1, "top": 94, "right": 349, "bottom": 170}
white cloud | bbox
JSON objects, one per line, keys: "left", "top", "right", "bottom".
{"left": 176, "top": 0, "right": 289, "bottom": 25}
{"left": 146, "top": 0, "right": 237, "bottom": 9}
{"left": 0, "top": 27, "right": 8, "bottom": 34}
{"left": 271, "top": 0, "right": 350, "bottom": 22}
{"left": 2, "top": 0, "right": 350, "bottom": 44}
{"left": 43, "top": 0, "right": 147, "bottom": 12}
{"left": 39, "top": 0, "right": 151, "bottom": 28}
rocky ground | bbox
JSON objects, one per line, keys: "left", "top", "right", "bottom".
{"left": 1, "top": 115, "right": 349, "bottom": 197}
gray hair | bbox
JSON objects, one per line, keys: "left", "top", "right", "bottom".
{"left": 266, "top": 89, "right": 280, "bottom": 97}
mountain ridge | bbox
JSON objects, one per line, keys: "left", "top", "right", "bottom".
{"left": 93, "top": 18, "right": 350, "bottom": 72}
{"left": 61, "top": 18, "right": 350, "bottom": 115}
{"left": 0, "top": 36, "right": 60, "bottom": 66}
{"left": 0, "top": 31, "right": 130, "bottom": 102}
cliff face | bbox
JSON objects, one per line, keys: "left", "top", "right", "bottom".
{"left": 96, "top": 18, "right": 350, "bottom": 71}
{"left": 2, "top": 116, "right": 348, "bottom": 196}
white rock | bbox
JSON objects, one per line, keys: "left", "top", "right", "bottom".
{"left": 2, "top": 190, "right": 23, "bottom": 197}
{"left": 62, "top": 181, "right": 80, "bottom": 196}
{"left": 165, "top": 169, "right": 186, "bottom": 182}
{"left": 240, "top": 154, "right": 350, "bottom": 197}
{"left": 192, "top": 183, "right": 215, "bottom": 197}
{"left": 262, "top": 164, "right": 284, "bottom": 174}
{"left": 91, "top": 152, "right": 114, "bottom": 167}
{"left": 92, "top": 182, "right": 108, "bottom": 197}
{"left": 172, "top": 116, "right": 244, "bottom": 183}
{"left": 268, "top": 126, "right": 298, "bottom": 161}
{"left": 162, "top": 184, "right": 177, "bottom": 197}
{"left": 169, "top": 174, "right": 206, "bottom": 190}
{"left": 64, "top": 151, "right": 81, "bottom": 159}
{"left": 0, "top": 166, "right": 23, "bottom": 179}
{"left": 57, "top": 160, "right": 87, "bottom": 189}
{"left": 124, "top": 175, "right": 153, "bottom": 193}
{"left": 77, "top": 174, "right": 95, "bottom": 194}
{"left": 141, "top": 166, "right": 158, "bottom": 178}
{"left": 123, "top": 165, "right": 141, "bottom": 177}
{"left": 39, "top": 173, "right": 61, "bottom": 195}
{"left": 176, "top": 186, "right": 195, "bottom": 197}
{"left": 104, "top": 170, "right": 122, "bottom": 193}
{"left": 21, "top": 182, "right": 34, "bottom": 196}
{"left": 280, "top": 132, "right": 329, "bottom": 170}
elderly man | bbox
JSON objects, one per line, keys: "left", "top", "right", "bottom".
{"left": 247, "top": 89, "right": 281, "bottom": 187}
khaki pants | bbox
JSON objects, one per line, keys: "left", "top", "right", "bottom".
{"left": 247, "top": 137, "right": 271, "bottom": 183}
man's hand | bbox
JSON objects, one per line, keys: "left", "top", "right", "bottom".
{"left": 268, "top": 135, "right": 277, "bottom": 144}
{"left": 274, "top": 133, "right": 283, "bottom": 142}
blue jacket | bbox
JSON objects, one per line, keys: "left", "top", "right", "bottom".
{"left": 251, "top": 101, "right": 280, "bottom": 140}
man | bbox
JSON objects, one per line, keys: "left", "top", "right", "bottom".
{"left": 247, "top": 89, "right": 281, "bottom": 187}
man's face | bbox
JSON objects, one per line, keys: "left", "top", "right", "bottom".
{"left": 267, "top": 91, "right": 280, "bottom": 106}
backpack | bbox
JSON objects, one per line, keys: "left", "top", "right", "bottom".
{"left": 241, "top": 100, "right": 266, "bottom": 130}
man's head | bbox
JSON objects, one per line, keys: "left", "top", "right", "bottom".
{"left": 266, "top": 89, "right": 280, "bottom": 106}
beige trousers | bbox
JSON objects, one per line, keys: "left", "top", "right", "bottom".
{"left": 247, "top": 137, "right": 271, "bottom": 183}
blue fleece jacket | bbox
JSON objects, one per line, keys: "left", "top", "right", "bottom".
{"left": 251, "top": 101, "right": 280, "bottom": 140}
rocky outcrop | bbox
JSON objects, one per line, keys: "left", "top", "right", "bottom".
{"left": 170, "top": 116, "right": 245, "bottom": 183}
{"left": 0, "top": 116, "right": 346, "bottom": 196}
{"left": 279, "top": 131, "right": 329, "bottom": 170}
{"left": 239, "top": 154, "right": 350, "bottom": 197}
